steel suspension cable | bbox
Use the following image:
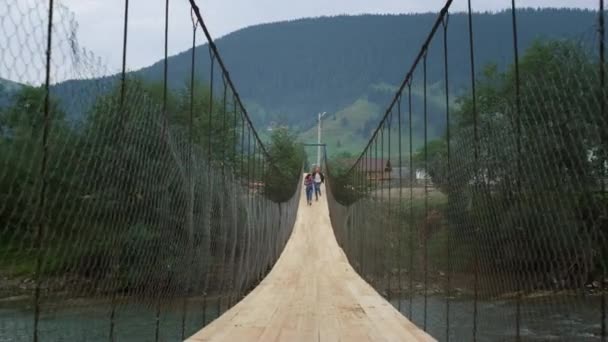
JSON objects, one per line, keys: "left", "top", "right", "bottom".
{"left": 344, "top": 0, "right": 454, "bottom": 175}
{"left": 187, "top": 0, "right": 284, "bottom": 174}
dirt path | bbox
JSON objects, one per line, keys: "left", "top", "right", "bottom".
{"left": 187, "top": 178, "right": 434, "bottom": 342}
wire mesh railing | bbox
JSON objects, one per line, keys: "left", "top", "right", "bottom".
{"left": 326, "top": 0, "right": 608, "bottom": 340}
{"left": 0, "top": 0, "right": 302, "bottom": 341}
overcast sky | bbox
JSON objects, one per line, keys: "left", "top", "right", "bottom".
{"left": 39, "top": 0, "right": 606, "bottom": 73}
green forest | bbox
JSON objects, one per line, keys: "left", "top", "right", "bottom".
{"left": 420, "top": 40, "right": 608, "bottom": 282}
{"left": 328, "top": 39, "right": 608, "bottom": 290}
{"left": 0, "top": 77, "right": 303, "bottom": 296}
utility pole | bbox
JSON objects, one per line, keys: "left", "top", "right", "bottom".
{"left": 317, "top": 112, "right": 327, "bottom": 168}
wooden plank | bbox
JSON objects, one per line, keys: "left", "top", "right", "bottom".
{"left": 186, "top": 178, "right": 435, "bottom": 342}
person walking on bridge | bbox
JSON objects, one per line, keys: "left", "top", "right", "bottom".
{"left": 312, "top": 167, "right": 324, "bottom": 201}
{"left": 304, "top": 173, "right": 314, "bottom": 205}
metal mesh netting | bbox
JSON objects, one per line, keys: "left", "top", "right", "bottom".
{"left": 326, "top": 2, "right": 608, "bottom": 341}
{"left": 0, "top": 0, "right": 301, "bottom": 341}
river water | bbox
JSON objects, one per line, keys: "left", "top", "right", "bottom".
{"left": 392, "top": 295, "right": 604, "bottom": 341}
{"left": 1, "top": 295, "right": 603, "bottom": 341}
{"left": 0, "top": 299, "right": 222, "bottom": 342}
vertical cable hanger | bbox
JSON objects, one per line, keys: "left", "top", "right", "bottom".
{"left": 466, "top": 0, "right": 480, "bottom": 340}
{"left": 386, "top": 110, "right": 393, "bottom": 302}
{"left": 397, "top": 93, "right": 403, "bottom": 313}
{"left": 510, "top": 1, "right": 522, "bottom": 340}
{"left": 442, "top": 11, "right": 452, "bottom": 341}
{"left": 423, "top": 50, "right": 429, "bottom": 332}
{"left": 374, "top": 135, "right": 379, "bottom": 285}
{"left": 109, "top": 0, "right": 130, "bottom": 339}
{"left": 221, "top": 76, "right": 228, "bottom": 178}
{"left": 599, "top": 0, "right": 606, "bottom": 340}
{"left": 156, "top": 1, "right": 170, "bottom": 340}
{"left": 380, "top": 123, "right": 385, "bottom": 292}
{"left": 33, "top": 1, "right": 55, "bottom": 341}
{"left": 208, "top": 50, "right": 215, "bottom": 165}
{"left": 181, "top": 9, "right": 198, "bottom": 339}
{"left": 161, "top": 0, "right": 170, "bottom": 135}
{"left": 201, "top": 46, "right": 216, "bottom": 325}
{"left": 230, "top": 94, "right": 239, "bottom": 307}
{"left": 408, "top": 80, "right": 414, "bottom": 320}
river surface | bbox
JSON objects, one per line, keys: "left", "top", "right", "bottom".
{"left": 0, "top": 296, "right": 603, "bottom": 341}
{"left": 0, "top": 299, "right": 222, "bottom": 342}
{"left": 392, "top": 295, "right": 604, "bottom": 341}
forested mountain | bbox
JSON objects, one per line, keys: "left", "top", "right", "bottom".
{"left": 0, "top": 78, "right": 21, "bottom": 92}
{"left": 0, "top": 78, "right": 22, "bottom": 108}
{"left": 5, "top": 9, "right": 595, "bottom": 154}
{"left": 135, "top": 8, "right": 597, "bottom": 133}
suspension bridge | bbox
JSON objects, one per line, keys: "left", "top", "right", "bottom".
{"left": 187, "top": 179, "right": 433, "bottom": 341}
{"left": 0, "top": 0, "right": 607, "bottom": 341}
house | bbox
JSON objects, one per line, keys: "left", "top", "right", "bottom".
{"left": 389, "top": 166, "right": 430, "bottom": 186}
{"left": 363, "top": 158, "right": 392, "bottom": 183}
{"left": 415, "top": 169, "right": 430, "bottom": 183}
{"left": 340, "top": 158, "right": 392, "bottom": 184}
{"left": 390, "top": 166, "right": 412, "bottom": 186}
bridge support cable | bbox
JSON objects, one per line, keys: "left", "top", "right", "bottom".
{"left": 600, "top": 1, "right": 607, "bottom": 341}
{"left": 387, "top": 109, "right": 393, "bottom": 302}
{"left": 510, "top": 1, "right": 523, "bottom": 340}
{"left": 109, "top": 0, "right": 132, "bottom": 339}
{"left": 408, "top": 81, "right": 415, "bottom": 321}
{"left": 467, "top": 1, "right": 479, "bottom": 340}
{"left": 32, "top": 1, "right": 55, "bottom": 341}
{"left": 374, "top": 136, "right": 379, "bottom": 287}
{"left": 180, "top": 10, "right": 198, "bottom": 340}
{"left": 442, "top": 12, "right": 452, "bottom": 341}
{"left": 423, "top": 51, "right": 429, "bottom": 332}
{"left": 380, "top": 123, "right": 386, "bottom": 294}
{"left": 155, "top": 0, "right": 171, "bottom": 340}
{"left": 397, "top": 95, "right": 404, "bottom": 313}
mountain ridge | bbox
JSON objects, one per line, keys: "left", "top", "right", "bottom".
{"left": 7, "top": 9, "right": 596, "bottom": 155}
{"left": 134, "top": 9, "right": 597, "bottom": 131}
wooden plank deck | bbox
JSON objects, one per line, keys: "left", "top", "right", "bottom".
{"left": 187, "top": 182, "right": 435, "bottom": 342}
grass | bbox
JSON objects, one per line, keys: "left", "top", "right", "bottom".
{"left": 299, "top": 98, "right": 379, "bottom": 155}
{"left": 0, "top": 235, "right": 94, "bottom": 279}
{"left": 298, "top": 82, "right": 450, "bottom": 159}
